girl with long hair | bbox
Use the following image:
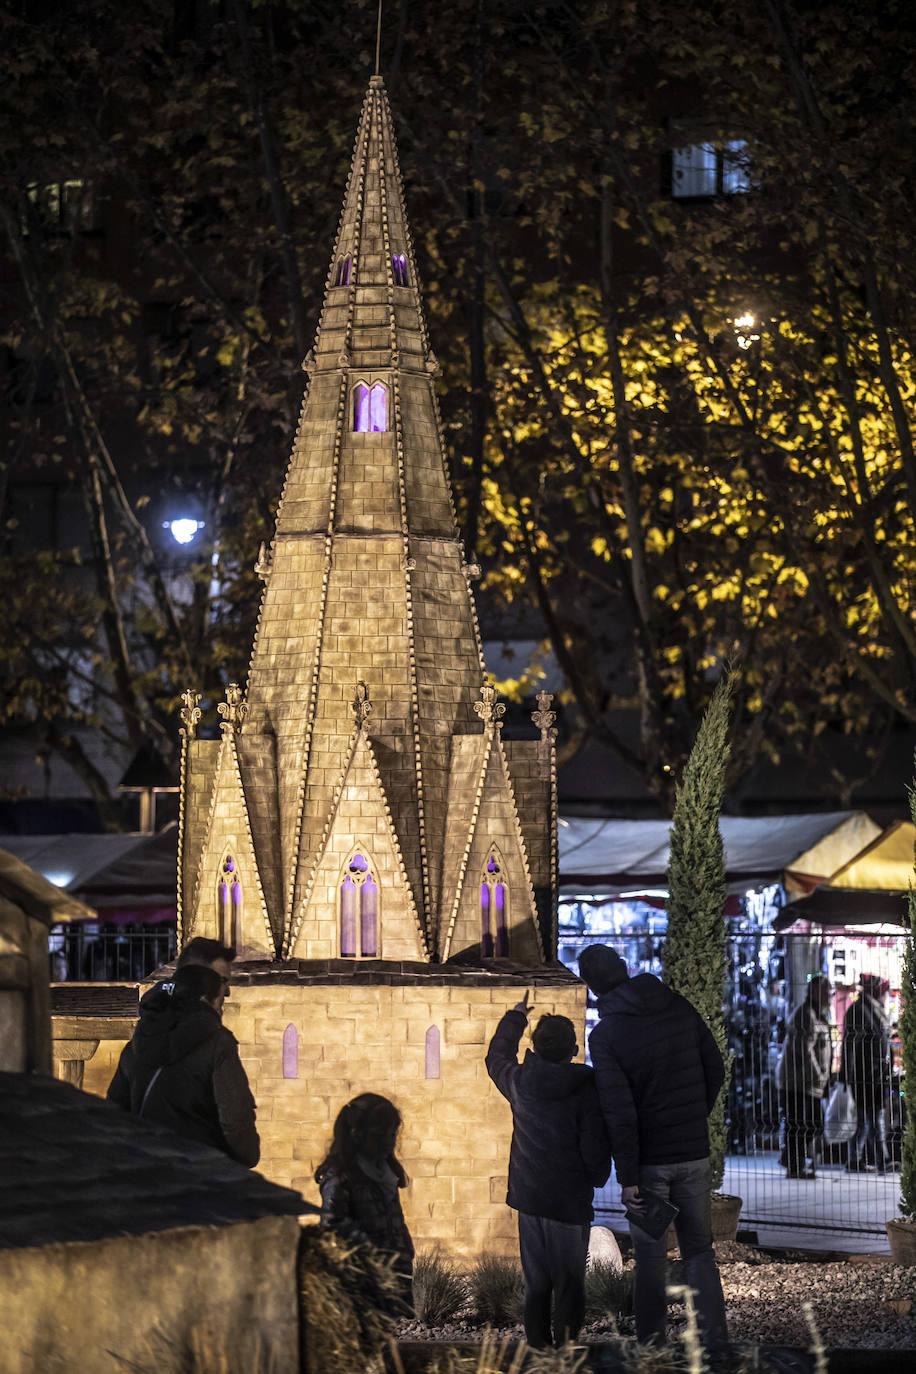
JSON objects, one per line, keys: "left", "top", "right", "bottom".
{"left": 315, "top": 1093, "right": 414, "bottom": 1294}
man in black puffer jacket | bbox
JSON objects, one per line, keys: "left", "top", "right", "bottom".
{"left": 579, "top": 944, "right": 727, "bottom": 1358}
{"left": 107, "top": 963, "right": 260, "bottom": 1167}
{"left": 486, "top": 990, "right": 611, "bottom": 1349}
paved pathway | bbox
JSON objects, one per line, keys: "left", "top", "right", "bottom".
{"left": 595, "top": 1151, "right": 901, "bottom": 1254}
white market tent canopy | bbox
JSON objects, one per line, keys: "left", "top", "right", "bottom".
{"left": 558, "top": 810, "right": 874, "bottom": 897}
{"left": 1, "top": 811, "right": 891, "bottom": 920}
{"left": 0, "top": 825, "right": 178, "bottom": 918}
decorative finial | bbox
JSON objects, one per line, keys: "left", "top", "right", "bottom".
{"left": 531, "top": 690, "right": 557, "bottom": 775}
{"left": 218, "top": 682, "right": 248, "bottom": 736}
{"left": 353, "top": 679, "right": 372, "bottom": 729}
{"left": 474, "top": 681, "right": 505, "bottom": 729}
{"left": 254, "top": 541, "right": 272, "bottom": 581}
{"left": 179, "top": 689, "right": 202, "bottom": 739}
{"left": 375, "top": 0, "right": 383, "bottom": 77}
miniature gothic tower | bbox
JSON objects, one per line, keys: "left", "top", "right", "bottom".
{"left": 177, "top": 76, "right": 558, "bottom": 967}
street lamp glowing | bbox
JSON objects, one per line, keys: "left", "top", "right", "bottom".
{"left": 166, "top": 518, "right": 204, "bottom": 545}
{"left": 734, "top": 313, "right": 760, "bottom": 350}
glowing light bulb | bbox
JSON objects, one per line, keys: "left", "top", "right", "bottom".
{"left": 734, "top": 313, "right": 760, "bottom": 350}
{"left": 166, "top": 518, "right": 203, "bottom": 545}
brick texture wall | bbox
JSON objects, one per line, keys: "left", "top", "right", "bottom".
{"left": 222, "top": 977, "right": 587, "bottom": 1259}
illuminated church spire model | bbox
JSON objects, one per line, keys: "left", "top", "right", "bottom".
{"left": 177, "top": 76, "right": 557, "bottom": 969}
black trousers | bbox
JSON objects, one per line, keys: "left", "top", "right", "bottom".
{"left": 782, "top": 1090, "right": 823, "bottom": 1174}
{"left": 517, "top": 1212, "right": 590, "bottom": 1348}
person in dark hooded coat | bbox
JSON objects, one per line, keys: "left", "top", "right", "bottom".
{"left": 485, "top": 990, "right": 611, "bottom": 1349}
{"left": 107, "top": 963, "right": 259, "bottom": 1167}
{"left": 578, "top": 943, "right": 727, "bottom": 1359}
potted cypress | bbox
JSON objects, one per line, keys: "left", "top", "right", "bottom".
{"left": 663, "top": 673, "right": 741, "bottom": 1240}
{"left": 886, "top": 765, "right": 916, "bottom": 1263}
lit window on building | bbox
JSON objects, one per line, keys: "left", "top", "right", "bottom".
{"left": 334, "top": 255, "right": 352, "bottom": 286}
{"left": 24, "top": 179, "right": 99, "bottom": 233}
{"left": 425, "top": 1025, "right": 440, "bottom": 1079}
{"left": 671, "top": 140, "right": 750, "bottom": 198}
{"left": 353, "top": 381, "right": 388, "bottom": 432}
{"left": 217, "top": 854, "right": 242, "bottom": 946}
{"left": 340, "top": 852, "right": 379, "bottom": 957}
{"left": 282, "top": 1024, "right": 299, "bottom": 1079}
{"left": 392, "top": 252, "right": 408, "bottom": 286}
{"left": 481, "top": 849, "right": 508, "bottom": 958}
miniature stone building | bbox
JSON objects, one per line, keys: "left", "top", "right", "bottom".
{"left": 173, "top": 75, "right": 584, "bottom": 1257}
{"left": 0, "top": 846, "right": 93, "bottom": 1075}
{"left": 0, "top": 1071, "right": 304, "bottom": 1374}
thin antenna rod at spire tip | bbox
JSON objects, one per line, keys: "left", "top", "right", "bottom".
{"left": 375, "top": 0, "right": 383, "bottom": 77}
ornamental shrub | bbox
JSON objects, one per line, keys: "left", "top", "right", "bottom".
{"left": 663, "top": 674, "right": 734, "bottom": 1191}
{"left": 899, "top": 762, "right": 916, "bottom": 1220}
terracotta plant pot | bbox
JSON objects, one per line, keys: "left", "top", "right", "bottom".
{"left": 886, "top": 1218, "right": 916, "bottom": 1265}
{"left": 710, "top": 1192, "right": 743, "bottom": 1243}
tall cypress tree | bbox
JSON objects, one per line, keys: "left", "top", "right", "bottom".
{"left": 663, "top": 674, "right": 734, "bottom": 1191}
{"left": 899, "top": 763, "right": 916, "bottom": 1220}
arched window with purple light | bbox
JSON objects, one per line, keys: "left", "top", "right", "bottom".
{"left": 340, "top": 851, "right": 379, "bottom": 957}
{"left": 353, "top": 381, "right": 388, "bottom": 433}
{"left": 217, "top": 854, "right": 240, "bottom": 946}
{"left": 282, "top": 1024, "right": 299, "bottom": 1079}
{"left": 481, "top": 849, "right": 509, "bottom": 958}
{"left": 334, "top": 255, "right": 351, "bottom": 287}
{"left": 392, "top": 253, "right": 408, "bottom": 286}
{"left": 425, "top": 1026, "right": 440, "bottom": 1080}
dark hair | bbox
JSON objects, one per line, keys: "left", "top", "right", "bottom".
{"left": 578, "top": 943, "right": 628, "bottom": 995}
{"left": 176, "top": 937, "right": 236, "bottom": 969}
{"left": 172, "top": 964, "right": 224, "bottom": 1004}
{"left": 532, "top": 1014, "right": 577, "bottom": 1063}
{"left": 805, "top": 972, "right": 828, "bottom": 1001}
{"left": 315, "top": 1093, "right": 406, "bottom": 1188}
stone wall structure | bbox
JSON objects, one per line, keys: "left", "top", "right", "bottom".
{"left": 173, "top": 75, "right": 582, "bottom": 1257}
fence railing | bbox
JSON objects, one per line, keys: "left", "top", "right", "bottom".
{"left": 564, "top": 927, "right": 908, "bottom": 1249}
{"left": 49, "top": 926, "right": 177, "bottom": 983}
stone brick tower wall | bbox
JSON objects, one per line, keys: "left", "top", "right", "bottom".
{"left": 171, "top": 75, "right": 580, "bottom": 1258}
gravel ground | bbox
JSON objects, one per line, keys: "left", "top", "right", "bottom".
{"left": 398, "top": 1244, "right": 916, "bottom": 1352}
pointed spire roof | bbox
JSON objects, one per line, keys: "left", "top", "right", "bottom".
{"left": 241, "top": 77, "right": 487, "bottom": 953}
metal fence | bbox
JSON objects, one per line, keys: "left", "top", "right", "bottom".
{"left": 49, "top": 925, "right": 177, "bottom": 983}
{"left": 562, "top": 927, "right": 908, "bottom": 1251}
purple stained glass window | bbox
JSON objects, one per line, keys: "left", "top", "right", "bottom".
{"left": 218, "top": 881, "right": 229, "bottom": 943}
{"left": 360, "top": 875, "right": 378, "bottom": 956}
{"left": 353, "top": 383, "right": 370, "bottom": 431}
{"left": 335, "top": 255, "right": 351, "bottom": 287}
{"left": 425, "top": 1026, "right": 440, "bottom": 1080}
{"left": 494, "top": 883, "right": 508, "bottom": 957}
{"left": 481, "top": 882, "right": 493, "bottom": 958}
{"left": 282, "top": 1024, "right": 299, "bottom": 1079}
{"left": 392, "top": 252, "right": 408, "bottom": 286}
{"left": 231, "top": 880, "right": 242, "bottom": 946}
{"left": 369, "top": 382, "right": 387, "bottom": 431}
{"left": 341, "top": 877, "right": 358, "bottom": 956}
{"left": 353, "top": 382, "right": 387, "bottom": 432}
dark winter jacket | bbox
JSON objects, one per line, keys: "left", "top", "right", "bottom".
{"left": 588, "top": 974, "right": 725, "bottom": 1189}
{"left": 840, "top": 993, "right": 892, "bottom": 1097}
{"left": 319, "top": 1160, "right": 414, "bottom": 1275}
{"left": 485, "top": 1009, "right": 612, "bottom": 1223}
{"left": 776, "top": 1000, "right": 832, "bottom": 1100}
{"left": 107, "top": 985, "right": 260, "bottom": 1166}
